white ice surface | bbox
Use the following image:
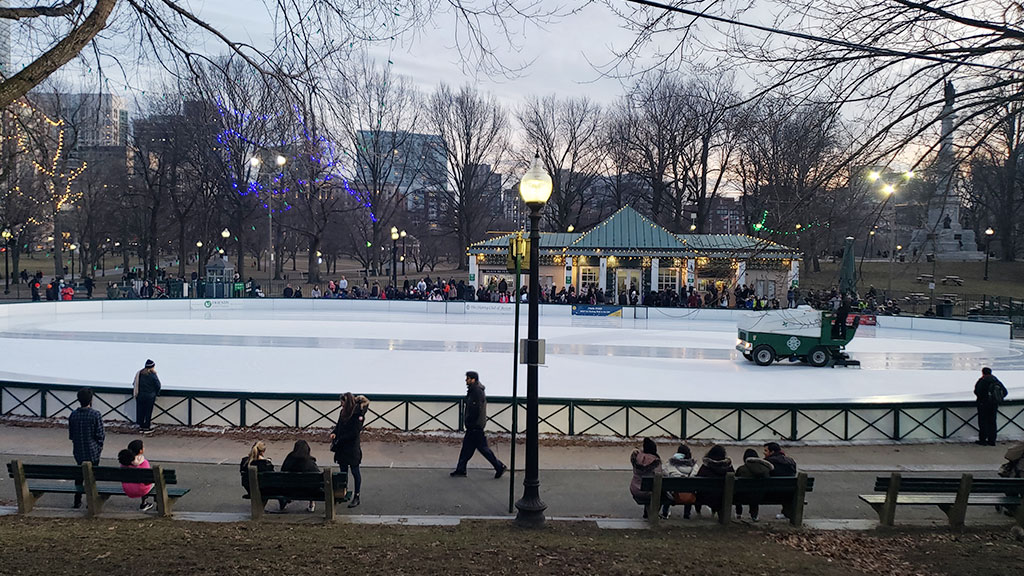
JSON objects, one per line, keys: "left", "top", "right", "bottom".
{"left": 0, "top": 307, "right": 1020, "bottom": 404}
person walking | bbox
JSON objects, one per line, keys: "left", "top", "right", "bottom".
{"left": 450, "top": 371, "right": 507, "bottom": 479}
{"left": 974, "top": 366, "right": 1008, "bottom": 446}
{"left": 68, "top": 388, "right": 105, "bottom": 508}
{"left": 133, "top": 359, "right": 162, "bottom": 433}
{"left": 331, "top": 393, "right": 369, "bottom": 508}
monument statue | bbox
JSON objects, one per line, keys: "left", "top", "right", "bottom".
{"left": 907, "top": 80, "right": 982, "bottom": 261}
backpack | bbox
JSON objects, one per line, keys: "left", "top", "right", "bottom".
{"left": 988, "top": 379, "right": 1008, "bottom": 405}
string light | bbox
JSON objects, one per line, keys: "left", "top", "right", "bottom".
{"left": 751, "top": 210, "right": 827, "bottom": 236}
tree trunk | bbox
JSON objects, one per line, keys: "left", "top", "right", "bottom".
{"left": 0, "top": 0, "right": 118, "bottom": 109}
{"left": 307, "top": 236, "right": 321, "bottom": 284}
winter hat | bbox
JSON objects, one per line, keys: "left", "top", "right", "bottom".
{"left": 676, "top": 444, "right": 691, "bottom": 458}
{"left": 642, "top": 437, "right": 658, "bottom": 455}
{"left": 707, "top": 445, "right": 727, "bottom": 460}
{"left": 144, "top": 359, "right": 155, "bottom": 368}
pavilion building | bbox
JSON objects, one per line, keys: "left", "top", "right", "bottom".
{"left": 467, "top": 205, "right": 800, "bottom": 303}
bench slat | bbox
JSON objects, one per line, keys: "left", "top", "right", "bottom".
{"left": 860, "top": 494, "right": 1019, "bottom": 506}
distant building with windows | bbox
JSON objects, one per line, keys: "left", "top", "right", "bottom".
{"left": 31, "top": 92, "right": 130, "bottom": 149}
{"left": 355, "top": 130, "right": 446, "bottom": 224}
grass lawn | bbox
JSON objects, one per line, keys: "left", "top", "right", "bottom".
{"left": 0, "top": 517, "right": 1022, "bottom": 576}
{"left": 801, "top": 260, "right": 1024, "bottom": 299}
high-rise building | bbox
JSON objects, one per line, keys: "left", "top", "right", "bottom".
{"left": 31, "top": 92, "right": 130, "bottom": 149}
{"left": 355, "top": 130, "right": 446, "bottom": 223}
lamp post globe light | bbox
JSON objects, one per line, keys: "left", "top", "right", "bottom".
{"left": 984, "top": 227, "right": 995, "bottom": 281}
{"left": 390, "top": 226, "right": 399, "bottom": 288}
{"left": 515, "top": 153, "right": 552, "bottom": 527}
{"left": 2, "top": 228, "right": 11, "bottom": 295}
{"left": 400, "top": 230, "right": 407, "bottom": 276}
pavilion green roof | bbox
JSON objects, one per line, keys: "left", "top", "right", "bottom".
{"left": 468, "top": 232, "right": 581, "bottom": 254}
{"left": 673, "top": 234, "right": 800, "bottom": 258}
{"left": 466, "top": 205, "right": 799, "bottom": 259}
{"left": 566, "top": 206, "right": 687, "bottom": 256}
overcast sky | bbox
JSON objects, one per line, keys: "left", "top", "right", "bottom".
{"left": 188, "top": 1, "right": 639, "bottom": 106}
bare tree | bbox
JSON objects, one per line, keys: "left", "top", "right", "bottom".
{"left": 335, "top": 57, "right": 426, "bottom": 279}
{"left": 597, "top": 103, "right": 648, "bottom": 215}
{"left": 734, "top": 97, "right": 852, "bottom": 272}
{"left": 427, "top": 83, "right": 511, "bottom": 265}
{"left": 619, "top": 73, "right": 689, "bottom": 227}
{"left": 0, "top": 1, "right": 567, "bottom": 110}
{"left": 517, "top": 95, "right": 604, "bottom": 231}
{"left": 680, "top": 74, "right": 739, "bottom": 233}
{"left": 965, "top": 101, "right": 1024, "bottom": 260}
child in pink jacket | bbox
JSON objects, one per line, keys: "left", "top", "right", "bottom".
{"left": 118, "top": 439, "right": 154, "bottom": 512}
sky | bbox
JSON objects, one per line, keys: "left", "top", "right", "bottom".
{"left": 189, "top": 1, "right": 641, "bottom": 107}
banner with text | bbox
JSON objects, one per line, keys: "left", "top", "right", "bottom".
{"left": 571, "top": 305, "right": 623, "bottom": 317}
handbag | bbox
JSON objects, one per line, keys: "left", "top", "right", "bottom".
{"left": 674, "top": 492, "right": 696, "bottom": 505}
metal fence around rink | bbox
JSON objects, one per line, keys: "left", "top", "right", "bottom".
{"left": 3, "top": 380, "right": 1022, "bottom": 443}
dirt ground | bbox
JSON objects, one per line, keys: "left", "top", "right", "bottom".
{"left": 0, "top": 517, "right": 1021, "bottom": 576}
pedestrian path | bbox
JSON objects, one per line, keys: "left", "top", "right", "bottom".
{"left": 0, "top": 423, "right": 1015, "bottom": 527}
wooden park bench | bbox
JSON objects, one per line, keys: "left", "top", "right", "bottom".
{"left": 941, "top": 276, "right": 964, "bottom": 286}
{"left": 244, "top": 467, "right": 350, "bottom": 521}
{"left": 916, "top": 274, "right": 934, "bottom": 284}
{"left": 640, "top": 470, "right": 813, "bottom": 527}
{"left": 7, "top": 460, "right": 189, "bottom": 518}
{"left": 858, "top": 473, "right": 1024, "bottom": 528}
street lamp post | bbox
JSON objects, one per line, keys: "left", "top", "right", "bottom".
{"left": 390, "top": 226, "right": 400, "bottom": 289}
{"left": 515, "top": 153, "right": 552, "bottom": 527}
{"left": 1, "top": 227, "right": 11, "bottom": 293}
{"left": 400, "top": 230, "right": 407, "bottom": 276}
{"left": 881, "top": 183, "right": 897, "bottom": 295}
{"left": 252, "top": 155, "right": 287, "bottom": 296}
{"left": 69, "top": 243, "right": 77, "bottom": 282}
{"left": 984, "top": 227, "right": 994, "bottom": 281}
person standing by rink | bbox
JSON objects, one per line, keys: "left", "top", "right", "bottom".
{"left": 133, "top": 359, "right": 162, "bottom": 433}
{"left": 331, "top": 393, "right": 370, "bottom": 508}
{"left": 974, "top": 367, "right": 1008, "bottom": 446}
{"left": 450, "top": 371, "right": 507, "bottom": 479}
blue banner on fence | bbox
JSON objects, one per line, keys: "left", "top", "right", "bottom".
{"left": 571, "top": 305, "right": 623, "bottom": 317}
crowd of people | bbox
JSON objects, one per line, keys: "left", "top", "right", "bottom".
{"left": 629, "top": 439, "right": 799, "bottom": 521}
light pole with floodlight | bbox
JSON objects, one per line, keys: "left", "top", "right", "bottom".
{"left": 400, "top": 230, "right": 407, "bottom": 276}
{"left": 1, "top": 227, "right": 11, "bottom": 293}
{"left": 515, "top": 153, "right": 552, "bottom": 527}
{"left": 221, "top": 228, "right": 231, "bottom": 257}
{"left": 390, "top": 226, "right": 400, "bottom": 289}
{"left": 984, "top": 227, "right": 994, "bottom": 281}
{"left": 68, "top": 243, "right": 77, "bottom": 282}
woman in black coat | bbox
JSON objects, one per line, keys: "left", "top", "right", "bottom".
{"left": 331, "top": 393, "right": 369, "bottom": 508}
{"left": 282, "top": 439, "right": 321, "bottom": 512}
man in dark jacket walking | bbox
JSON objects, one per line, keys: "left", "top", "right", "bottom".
{"left": 974, "top": 366, "right": 1008, "bottom": 446}
{"left": 450, "top": 371, "right": 507, "bottom": 478}
{"left": 68, "top": 388, "right": 105, "bottom": 508}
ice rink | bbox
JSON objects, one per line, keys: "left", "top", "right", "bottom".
{"left": 0, "top": 302, "right": 1021, "bottom": 404}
